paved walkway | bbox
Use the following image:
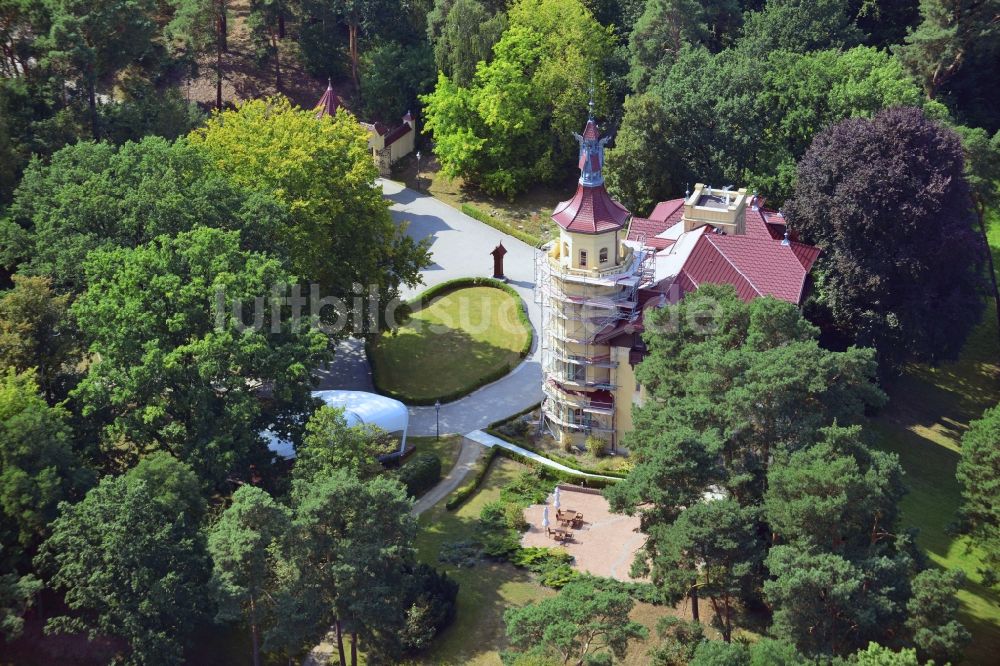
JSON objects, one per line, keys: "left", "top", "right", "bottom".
{"left": 315, "top": 179, "right": 544, "bottom": 435}
{"left": 522, "top": 488, "right": 644, "bottom": 581}
{"left": 465, "top": 430, "right": 620, "bottom": 481}
{"left": 411, "top": 437, "right": 484, "bottom": 516}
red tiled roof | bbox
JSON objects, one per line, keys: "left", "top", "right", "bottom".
{"left": 383, "top": 123, "right": 412, "bottom": 147}
{"left": 314, "top": 83, "right": 343, "bottom": 119}
{"left": 552, "top": 183, "right": 631, "bottom": 234}
{"left": 582, "top": 119, "right": 600, "bottom": 140}
{"left": 361, "top": 121, "right": 389, "bottom": 136}
{"left": 649, "top": 198, "right": 685, "bottom": 223}
{"left": 627, "top": 196, "right": 819, "bottom": 305}
{"left": 683, "top": 230, "right": 818, "bottom": 304}
{"left": 627, "top": 198, "right": 685, "bottom": 245}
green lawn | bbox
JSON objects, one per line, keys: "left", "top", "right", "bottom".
{"left": 408, "top": 456, "right": 552, "bottom": 665}
{"left": 402, "top": 435, "right": 463, "bottom": 478}
{"left": 371, "top": 286, "right": 531, "bottom": 403}
{"left": 869, "top": 206, "right": 1000, "bottom": 663}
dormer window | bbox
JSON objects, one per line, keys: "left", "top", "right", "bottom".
{"left": 579, "top": 250, "right": 588, "bottom": 267}
{"left": 599, "top": 247, "right": 609, "bottom": 264}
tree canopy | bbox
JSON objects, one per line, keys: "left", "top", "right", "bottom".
{"left": 504, "top": 578, "right": 647, "bottom": 664}
{"left": 35, "top": 464, "right": 210, "bottom": 665}
{"left": 606, "top": 284, "right": 962, "bottom": 658}
{"left": 189, "top": 97, "right": 428, "bottom": 329}
{"left": 70, "top": 226, "right": 328, "bottom": 484}
{"left": 605, "top": 45, "right": 923, "bottom": 213}
{"left": 421, "top": 0, "right": 617, "bottom": 196}
{"left": 956, "top": 403, "right": 1000, "bottom": 587}
{"left": 784, "top": 106, "right": 986, "bottom": 373}
{"left": 0, "top": 136, "right": 291, "bottom": 292}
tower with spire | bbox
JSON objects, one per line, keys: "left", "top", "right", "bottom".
{"left": 536, "top": 112, "right": 654, "bottom": 453}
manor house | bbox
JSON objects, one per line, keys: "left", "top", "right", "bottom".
{"left": 537, "top": 116, "right": 820, "bottom": 452}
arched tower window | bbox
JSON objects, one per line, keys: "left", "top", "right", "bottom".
{"left": 599, "top": 247, "right": 609, "bottom": 264}
{"left": 579, "top": 250, "right": 588, "bottom": 267}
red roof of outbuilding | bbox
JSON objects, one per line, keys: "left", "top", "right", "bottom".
{"left": 383, "top": 122, "right": 412, "bottom": 146}
{"left": 314, "top": 82, "right": 343, "bottom": 119}
{"left": 552, "top": 183, "right": 631, "bottom": 234}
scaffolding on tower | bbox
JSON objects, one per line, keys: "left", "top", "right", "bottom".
{"left": 533, "top": 239, "right": 656, "bottom": 446}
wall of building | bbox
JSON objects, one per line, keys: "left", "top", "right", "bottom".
{"left": 559, "top": 229, "right": 621, "bottom": 271}
{"left": 388, "top": 130, "right": 415, "bottom": 163}
{"left": 611, "top": 346, "right": 648, "bottom": 450}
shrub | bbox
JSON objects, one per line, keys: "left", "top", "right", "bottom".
{"left": 586, "top": 436, "right": 606, "bottom": 458}
{"left": 499, "top": 471, "right": 551, "bottom": 506}
{"left": 481, "top": 527, "right": 523, "bottom": 559}
{"left": 509, "top": 418, "right": 530, "bottom": 438}
{"left": 562, "top": 436, "right": 575, "bottom": 453}
{"left": 512, "top": 547, "right": 580, "bottom": 589}
{"left": 438, "top": 540, "right": 483, "bottom": 568}
{"left": 400, "top": 563, "right": 459, "bottom": 652}
{"left": 398, "top": 453, "right": 442, "bottom": 497}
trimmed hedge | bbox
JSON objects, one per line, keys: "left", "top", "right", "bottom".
{"left": 445, "top": 446, "right": 499, "bottom": 510}
{"left": 367, "top": 277, "right": 533, "bottom": 406}
{"left": 460, "top": 203, "right": 541, "bottom": 247}
{"left": 399, "top": 452, "right": 442, "bottom": 498}
{"left": 484, "top": 427, "right": 627, "bottom": 480}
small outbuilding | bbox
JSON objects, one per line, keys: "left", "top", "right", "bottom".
{"left": 263, "top": 390, "right": 409, "bottom": 460}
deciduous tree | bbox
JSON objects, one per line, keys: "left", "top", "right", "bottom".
{"left": 737, "top": 0, "right": 862, "bottom": 57}
{"left": 0, "top": 275, "right": 76, "bottom": 398}
{"left": 35, "top": 468, "right": 210, "bottom": 665}
{"left": 0, "top": 369, "right": 91, "bottom": 570}
{"left": 292, "top": 405, "right": 386, "bottom": 484}
{"left": 189, "top": 97, "right": 428, "bottom": 330}
{"left": 784, "top": 106, "right": 986, "bottom": 374}
{"left": 71, "top": 227, "right": 328, "bottom": 484}
{"left": 2, "top": 137, "right": 292, "bottom": 292}
{"left": 421, "top": 0, "right": 616, "bottom": 197}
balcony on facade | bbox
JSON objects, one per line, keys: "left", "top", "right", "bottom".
{"left": 550, "top": 348, "right": 619, "bottom": 369}
{"left": 543, "top": 380, "right": 615, "bottom": 415}
{"left": 543, "top": 361, "right": 615, "bottom": 391}
{"left": 545, "top": 245, "right": 645, "bottom": 284}
{"left": 542, "top": 399, "right": 614, "bottom": 433}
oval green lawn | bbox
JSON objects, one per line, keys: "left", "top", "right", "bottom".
{"left": 370, "top": 286, "right": 531, "bottom": 404}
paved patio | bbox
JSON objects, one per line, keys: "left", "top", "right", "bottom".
{"left": 521, "top": 486, "right": 647, "bottom": 582}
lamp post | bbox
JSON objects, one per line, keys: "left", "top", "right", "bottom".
{"left": 435, "top": 399, "right": 441, "bottom": 441}
{"left": 415, "top": 151, "right": 422, "bottom": 191}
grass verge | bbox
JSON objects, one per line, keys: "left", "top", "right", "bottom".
{"left": 872, "top": 301, "right": 1000, "bottom": 664}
